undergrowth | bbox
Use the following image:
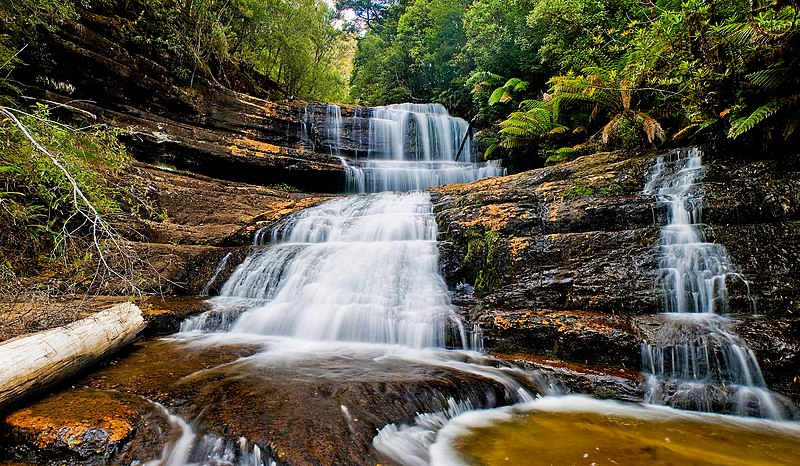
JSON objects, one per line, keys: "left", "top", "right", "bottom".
{"left": 0, "top": 103, "right": 134, "bottom": 292}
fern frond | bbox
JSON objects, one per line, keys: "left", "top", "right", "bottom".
{"left": 550, "top": 92, "right": 598, "bottom": 123}
{"left": 782, "top": 117, "right": 798, "bottom": 139}
{"left": 483, "top": 143, "right": 498, "bottom": 160}
{"left": 519, "top": 99, "right": 547, "bottom": 111}
{"left": 671, "top": 124, "right": 699, "bottom": 143}
{"left": 467, "top": 71, "right": 504, "bottom": 93}
{"left": 728, "top": 99, "right": 787, "bottom": 139}
{"left": 602, "top": 114, "right": 624, "bottom": 144}
{"left": 747, "top": 67, "right": 788, "bottom": 90}
{"left": 488, "top": 87, "right": 506, "bottom": 105}
{"left": 638, "top": 112, "right": 665, "bottom": 143}
{"left": 620, "top": 79, "right": 632, "bottom": 112}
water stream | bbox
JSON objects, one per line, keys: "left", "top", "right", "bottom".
{"left": 641, "top": 147, "right": 793, "bottom": 418}
{"left": 157, "top": 129, "right": 796, "bottom": 463}
{"left": 317, "top": 103, "right": 505, "bottom": 192}
{"left": 158, "top": 103, "right": 540, "bottom": 465}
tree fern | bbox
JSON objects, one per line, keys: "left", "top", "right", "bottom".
{"left": 489, "top": 78, "right": 530, "bottom": 105}
{"left": 467, "top": 71, "right": 504, "bottom": 93}
{"left": 601, "top": 114, "right": 624, "bottom": 144}
{"left": 638, "top": 112, "right": 666, "bottom": 143}
{"left": 728, "top": 99, "right": 787, "bottom": 139}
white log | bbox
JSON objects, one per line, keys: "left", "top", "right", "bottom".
{"left": 0, "top": 302, "right": 145, "bottom": 409}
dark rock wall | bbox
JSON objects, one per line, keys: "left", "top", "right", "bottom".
{"left": 432, "top": 150, "right": 660, "bottom": 317}
{"left": 701, "top": 153, "right": 800, "bottom": 319}
{"left": 433, "top": 148, "right": 800, "bottom": 400}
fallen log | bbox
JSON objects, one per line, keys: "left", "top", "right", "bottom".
{"left": 0, "top": 302, "right": 145, "bottom": 410}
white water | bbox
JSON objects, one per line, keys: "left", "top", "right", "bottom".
{"left": 326, "top": 104, "right": 342, "bottom": 157}
{"left": 326, "top": 103, "right": 505, "bottom": 192}
{"left": 162, "top": 102, "right": 532, "bottom": 465}
{"left": 146, "top": 402, "right": 274, "bottom": 466}
{"left": 200, "top": 252, "right": 232, "bottom": 297}
{"left": 194, "top": 192, "right": 464, "bottom": 348}
{"left": 642, "top": 148, "right": 792, "bottom": 419}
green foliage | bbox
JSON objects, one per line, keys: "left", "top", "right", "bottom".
{"left": 336, "top": 0, "right": 395, "bottom": 31}
{"left": 489, "top": 78, "right": 529, "bottom": 105}
{"left": 349, "top": 0, "right": 473, "bottom": 111}
{"left": 470, "top": 0, "right": 800, "bottom": 163}
{"left": 0, "top": 0, "right": 81, "bottom": 103}
{"left": 728, "top": 99, "right": 787, "bottom": 139}
{"left": 0, "top": 0, "right": 354, "bottom": 102}
{"left": 0, "top": 104, "right": 130, "bottom": 278}
{"left": 267, "top": 183, "right": 304, "bottom": 193}
{"left": 463, "top": 228, "right": 501, "bottom": 294}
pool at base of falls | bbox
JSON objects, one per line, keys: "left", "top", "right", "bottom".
{"left": 426, "top": 395, "right": 800, "bottom": 466}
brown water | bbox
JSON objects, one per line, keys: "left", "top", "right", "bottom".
{"left": 439, "top": 396, "right": 800, "bottom": 466}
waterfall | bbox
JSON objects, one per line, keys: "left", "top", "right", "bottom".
{"left": 201, "top": 252, "right": 232, "bottom": 297}
{"left": 641, "top": 148, "right": 793, "bottom": 419}
{"left": 326, "top": 104, "right": 342, "bottom": 157}
{"left": 189, "top": 103, "right": 507, "bottom": 349}
{"left": 323, "top": 103, "right": 505, "bottom": 192}
{"left": 165, "top": 102, "right": 542, "bottom": 465}
{"left": 203, "top": 192, "right": 465, "bottom": 348}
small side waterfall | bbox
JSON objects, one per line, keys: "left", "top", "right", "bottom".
{"left": 326, "top": 104, "right": 342, "bottom": 157}
{"left": 641, "top": 148, "right": 793, "bottom": 419}
{"left": 320, "top": 103, "right": 505, "bottom": 192}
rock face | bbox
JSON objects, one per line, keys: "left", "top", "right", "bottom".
{"left": 302, "top": 103, "right": 372, "bottom": 157}
{"left": 19, "top": 6, "right": 346, "bottom": 192}
{"left": 1, "top": 388, "right": 171, "bottom": 466}
{"left": 108, "top": 164, "right": 332, "bottom": 296}
{"left": 0, "top": 339, "right": 535, "bottom": 466}
{"left": 432, "top": 150, "right": 659, "bottom": 317}
{"left": 432, "top": 148, "right": 800, "bottom": 401}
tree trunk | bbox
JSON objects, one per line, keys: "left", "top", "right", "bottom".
{"left": 0, "top": 302, "right": 145, "bottom": 410}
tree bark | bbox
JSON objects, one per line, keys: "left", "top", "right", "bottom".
{"left": 0, "top": 302, "right": 145, "bottom": 411}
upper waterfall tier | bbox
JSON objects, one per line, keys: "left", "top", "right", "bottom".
{"left": 367, "top": 103, "right": 471, "bottom": 162}
{"left": 304, "top": 103, "right": 505, "bottom": 192}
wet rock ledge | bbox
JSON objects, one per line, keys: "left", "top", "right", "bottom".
{"left": 432, "top": 148, "right": 800, "bottom": 401}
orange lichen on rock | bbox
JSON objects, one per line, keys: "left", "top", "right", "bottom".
{"left": 461, "top": 203, "right": 520, "bottom": 231}
{"left": 142, "top": 307, "right": 171, "bottom": 317}
{"left": 3, "top": 389, "right": 143, "bottom": 451}
{"left": 493, "top": 316, "right": 513, "bottom": 330}
{"left": 508, "top": 237, "right": 531, "bottom": 262}
{"left": 232, "top": 138, "right": 283, "bottom": 155}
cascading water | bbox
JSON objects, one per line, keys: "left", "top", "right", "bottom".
{"left": 192, "top": 192, "right": 466, "bottom": 349}
{"left": 641, "top": 147, "right": 794, "bottom": 419}
{"left": 326, "top": 104, "right": 342, "bottom": 157}
{"left": 171, "top": 102, "right": 546, "bottom": 465}
{"left": 322, "top": 103, "right": 505, "bottom": 192}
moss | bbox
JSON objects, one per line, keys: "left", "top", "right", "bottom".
{"left": 463, "top": 227, "right": 504, "bottom": 294}
{"left": 562, "top": 184, "right": 595, "bottom": 200}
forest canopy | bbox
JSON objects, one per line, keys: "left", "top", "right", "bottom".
{"left": 347, "top": 0, "right": 800, "bottom": 166}
{"left": 2, "top": 0, "right": 799, "bottom": 165}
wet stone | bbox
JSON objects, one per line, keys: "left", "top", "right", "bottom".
{"left": 1, "top": 388, "right": 170, "bottom": 465}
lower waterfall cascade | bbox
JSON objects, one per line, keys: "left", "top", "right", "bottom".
{"left": 641, "top": 147, "right": 795, "bottom": 419}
